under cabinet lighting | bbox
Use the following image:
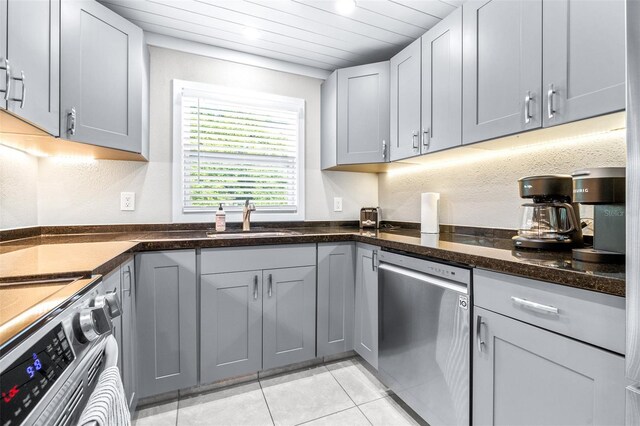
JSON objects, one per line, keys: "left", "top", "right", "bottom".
{"left": 335, "top": 0, "right": 356, "bottom": 15}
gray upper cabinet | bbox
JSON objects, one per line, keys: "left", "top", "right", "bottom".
{"left": 5, "top": 0, "right": 59, "bottom": 135}
{"left": 263, "top": 266, "right": 317, "bottom": 370}
{"left": 463, "top": 0, "right": 542, "bottom": 145}
{"left": 421, "top": 8, "right": 462, "bottom": 154}
{"left": 136, "top": 250, "right": 197, "bottom": 398}
{"left": 473, "top": 307, "right": 626, "bottom": 425}
{"left": 321, "top": 61, "right": 390, "bottom": 168}
{"left": 317, "top": 243, "right": 355, "bottom": 358}
{"left": 120, "top": 258, "right": 137, "bottom": 411}
{"left": 200, "top": 270, "right": 263, "bottom": 384}
{"left": 390, "top": 39, "right": 422, "bottom": 161}
{"left": 542, "top": 0, "right": 625, "bottom": 127}
{"left": 0, "top": 0, "right": 6, "bottom": 111}
{"left": 354, "top": 244, "right": 379, "bottom": 369}
{"left": 60, "top": 0, "right": 144, "bottom": 153}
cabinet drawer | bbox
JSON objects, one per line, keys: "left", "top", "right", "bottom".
{"left": 201, "top": 244, "right": 316, "bottom": 274}
{"left": 474, "top": 269, "right": 625, "bottom": 354}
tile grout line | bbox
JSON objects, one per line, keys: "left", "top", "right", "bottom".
{"left": 258, "top": 379, "right": 276, "bottom": 426}
{"left": 294, "top": 405, "right": 359, "bottom": 426}
{"left": 325, "top": 362, "right": 374, "bottom": 426}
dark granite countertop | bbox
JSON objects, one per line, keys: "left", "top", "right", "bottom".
{"left": 0, "top": 224, "right": 626, "bottom": 297}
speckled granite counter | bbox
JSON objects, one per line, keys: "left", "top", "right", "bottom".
{"left": 0, "top": 224, "right": 626, "bottom": 297}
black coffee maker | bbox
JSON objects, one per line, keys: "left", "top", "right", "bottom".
{"left": 571, "top": 167, "right": 625, "bottom": 263}
{"left": 513, "top": 175, "right": 583, "bottom": 250}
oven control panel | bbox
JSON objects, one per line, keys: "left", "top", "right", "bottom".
{"left": 1, "top": 324, "right": 75, "bottom": 426}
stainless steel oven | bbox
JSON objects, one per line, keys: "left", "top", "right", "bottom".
{"left": 0, "top": 277, "right": 121, "bottom": 426}
{"left": 378, "top": 250, "right": 471, "bottom": 426}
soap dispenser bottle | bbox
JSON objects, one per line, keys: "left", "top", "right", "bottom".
{"left": 215, "top": 203, "right": 226, "bottom": 232}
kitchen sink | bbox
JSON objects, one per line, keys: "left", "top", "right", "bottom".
{"left": 205, "top": 230, "right": 302, "bottom": 239}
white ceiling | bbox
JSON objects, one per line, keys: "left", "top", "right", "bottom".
{"left": 99, "top": 0, "right": 462, "bottom": 71}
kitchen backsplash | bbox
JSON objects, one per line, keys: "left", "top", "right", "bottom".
{"left": 0, "top": 145, "right": 38, "bottom": 229}
{"left": 378, "top": 130, "right": 626, "bottom": 229}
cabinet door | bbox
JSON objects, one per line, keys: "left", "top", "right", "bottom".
{"left": 0, "top": 0, "right": 6, "bottom": 111}
{"left": 317, "top": 243, "right": 355, "bottom": 357}
{"left": 136, "top": 251, "right": 197, "bottom": 398}
{"left": 60, "top": 0, "right": 143, "bottom": 152}
{"left": 263, "top": 266, "right": 316, "bottom": 370}
{"left": 337, "top": 61, "right": 390, "bottom": 165}
{"left": 463, "top": 0, "right": 542, "bottom": 145}
{"left": 200, "top": 271, "right": 263, "bottom": 384}
{"left": 390, "top": 39, "right": 422, "bottom": 161}
{"left": 354, "top": 245, "right": 378, "bottom": 369}
{"left": 628, "top": 387, "right": 640, "bottom": 426}
{"left": 543, "top": 0, "right": 625, "bottom": 127}
{"left": 473, "top": 307, "right": 626, "bottom": 425}
{"left": 121, "top": 259, "right": 137, "bottom": 411}
{"left": 421, "top": 8, "right": 462, "bottom": 154}
{"left": 102, "top": 268, "right": 122, "bottom": 372}
{"left": 6, "top": 0, "right": 59, "bottom": 135}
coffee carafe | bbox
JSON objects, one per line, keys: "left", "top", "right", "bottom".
{"left": 513, "top": 175, "right": 583, "bottom": 250}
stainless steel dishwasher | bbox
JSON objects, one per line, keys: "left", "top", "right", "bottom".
{"left": 378, "top": 250, "right": 471, "bottom": 426}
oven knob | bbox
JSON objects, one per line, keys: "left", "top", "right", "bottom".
{"left": 73, "top": 306, "right": 112, "bottom": 343}
{"left": 95, "top": 292, "right": 122, "bottom": 319}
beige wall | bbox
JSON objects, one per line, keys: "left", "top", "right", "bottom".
{"left": 0, "top": 145, "right": 38, "bottom": 229}
{"left": 378, "top": 130, "right": 627, "bottom": 229}
{"left": 34, "top": 47, "right": 378, "bottom": 226}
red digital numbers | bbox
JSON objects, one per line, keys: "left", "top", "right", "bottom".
{"left": 1, "top": 385, "right": 19, "bottom": 404}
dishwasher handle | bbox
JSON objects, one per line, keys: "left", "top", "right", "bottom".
{"left": 378, "top": 262, "right": 467, "bottom": 294}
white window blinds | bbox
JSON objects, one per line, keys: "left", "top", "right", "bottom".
{"left": 179, "top": 86, "right": 304, "bottom": 214}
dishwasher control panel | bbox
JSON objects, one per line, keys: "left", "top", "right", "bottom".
{"left": 378, "top": 249, "right": 471, "bottom": 286}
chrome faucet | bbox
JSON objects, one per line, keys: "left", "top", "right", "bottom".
{"left": 243, "top": 199, "right": 256, "bottom": 231}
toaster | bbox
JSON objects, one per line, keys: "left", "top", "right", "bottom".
{"left": 360, "top": 207, "right": 381, "bottom": 229}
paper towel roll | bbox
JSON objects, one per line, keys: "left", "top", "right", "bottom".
{"left": 421, "top": 192, "right": 440, "bottom": 234}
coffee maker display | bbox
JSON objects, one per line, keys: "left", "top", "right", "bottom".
{"left": 513, "top": 175, "right": 583, "bottom": 250}
{"left": 571, "top": 167, "right": 626, "bottom": 263}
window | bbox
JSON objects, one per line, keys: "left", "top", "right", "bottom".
{"left": 172, "top": 80, "right": 305, "bottom": 222}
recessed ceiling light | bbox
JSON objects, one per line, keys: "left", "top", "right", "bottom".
{"left": 335, "top": 0, "right": 356, "bottom": 15}
{"left": 243, "top": 27, "right": 261, "bottom": 41}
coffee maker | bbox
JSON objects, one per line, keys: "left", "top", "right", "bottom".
{"left": 571, "top": 167, "right": 625, "bottom": 263}
{"left": 513, "top": 175, "right": 583, "bottom": 250}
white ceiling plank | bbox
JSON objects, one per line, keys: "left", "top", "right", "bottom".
{"left": 133, "top": 19, "right": 345, "bottom": 69}
{"left": 389, "top": 0, "right": 458, "bottom": 18}
{"left": 103, "top": 2, "right": 358, "bottom": 68}
{"left": 356, "top": 0, "right": 442, "bottom": 25}
{"left": 293, "top": 0, "right": 432, "bottom": 36}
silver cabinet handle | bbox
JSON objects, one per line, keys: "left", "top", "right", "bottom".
{"left": 511, "top": 296, "right": 559, "bottom": 315}
{"left": 372, "top": 250, "right": 378, "bottom": 271}
{"left": 476, "top": 316, "right": 486, "bottom": 352}
{"left": 422, "top": 128, "right": 430, "bottom": 151}
{"left": 9, "top": 71, "right": 25, "bottom": 108}
{"left": 68, "top": 107, "right": 76, "bottom": 135}
{"left": 412, "top": 130, "right": 419, "bottom": 149}
{"left": 382, "top": 139, "right": 387, "bottom": 160}
{"left": 0, "top": 58, "right": 10, "bottom": 101}
{"left": 268, "top": 274, "right": 273, "bottom": 297}
{"left": 524, "top": 91, "right": 533, "bottom": 124}
{"left": 547, "top": 84, "right": 556, "bottom": 119}
{"left": 253, "top": 275, "right": 259, "bottom": 300}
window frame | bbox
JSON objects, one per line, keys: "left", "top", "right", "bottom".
{"left": 172, "top": 79, "right": 306, "bottom": 223}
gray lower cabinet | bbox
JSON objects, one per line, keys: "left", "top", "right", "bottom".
{"left": 317, "top": 243, "right": 355, "bottom": 357}
{"left": 390, "top": 38, "right": 422, "bottom": 161}
{"left": 200, "top": 271, "right": 263, "bottom": 384}
{"left": 120, "top": 259, "right": 137, "bottom": 411}
{"left": 5, "top": 0, "right": 59, "bottom": 135}
{"left": 473, "top": 306, "right": 626, "bottom": 425}
{"left": 542, "top": 0, "right": 625, "bottom": 127}
{"left": 628, "top": 387, "right": 640, "bottom": 426}
{"left": 136, "top": 250, "right": 197, "bottom": 398}
{"left": 0, "top": 0, "right": 6, "bottom": 111}
{"left": 463, "top": 0, "right": 542, "bottom": 145}
{"left": 354, "top": 244, "right": 379, "bottom": 369}
{"left": 421, "top": 8, "right": 462, "bottom": 154}
{"left": 263, "top": 266, "right": 317, "bottom": 370}
{"left": 60, "top": 0, "right": 144, "bottom": 153}
{"left": 321, "top": 61, "right": 390, "bottom": 168}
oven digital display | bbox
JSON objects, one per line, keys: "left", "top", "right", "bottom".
{"left": 0, "top": 324, "right": 75, "bottom": 426}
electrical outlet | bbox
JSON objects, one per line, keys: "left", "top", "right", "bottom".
{"left": 121, "top": 192, "right": 135, "bottom": 211}
{"left": 333, "top": 197, "right": 343, "bottom": 212}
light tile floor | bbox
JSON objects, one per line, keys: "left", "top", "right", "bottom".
{"left": 133, "top": 358, "right": 426, "bottom": 426}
